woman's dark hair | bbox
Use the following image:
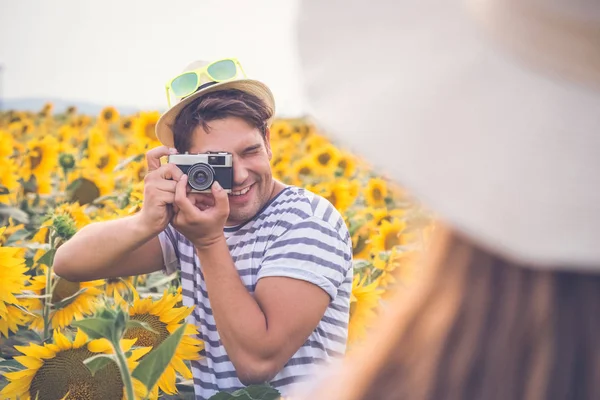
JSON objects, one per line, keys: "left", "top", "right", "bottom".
{"left": 322, "top": 226, "right": 600, "bottom": 400}
{"left": 170, "top": 89, "right": 273, "bottom": 152}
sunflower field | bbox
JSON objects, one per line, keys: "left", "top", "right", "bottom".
{"left": 0, "top": 103, "right": 434, "bottom": 399}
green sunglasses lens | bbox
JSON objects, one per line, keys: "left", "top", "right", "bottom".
{"left": 171, "top": 72, "right": 199, "bottom": 97}
{"left": 207, "top": 60, "right": 237, "bottom": 80}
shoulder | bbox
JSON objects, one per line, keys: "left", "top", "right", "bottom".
{"left": 267, "top": 186, "right": 351, "bottom": 245}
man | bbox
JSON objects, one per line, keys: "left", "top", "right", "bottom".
{"left": 54, "top": 58, "right": 353, "bottom": 399}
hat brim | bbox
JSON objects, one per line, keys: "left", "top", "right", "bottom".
{"left": 298, "top": 1, "right": 600, "bottom": 267}
{"left": 156, "top": 79, "right": 276, "bottom": 148}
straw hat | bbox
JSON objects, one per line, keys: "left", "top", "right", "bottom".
{"left": 297, "top": 0, "right": 600, "bottom": 269}
{"left": 155, "top": 59, "right": 276, "bottom": 148}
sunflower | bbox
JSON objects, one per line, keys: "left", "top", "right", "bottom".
{"left": 8, "top": 119, "right": 35, "bottom": 138}
{"left": 291, "top": 157, "right": 320, "bottom": 185}
{"left": 0, "top": 231, "right": 29, "bottom": 336}
{"left": 310, "top": 180, "right": 359, "bottom": 213}
{"left": 105, "top": 277, "right": 135, "bottom": 297}
{"left": 371, "top": 218, "right": 408, "bottom": 253}
{"left": 312, "top": 143, "right": 341, "bottom": 175}
{"left": 303, "top": 133, "right": 329, "bottom": 154}
{"left": 336, "top": 152, "right": 357, "bottom": 178}
{"left": 364, "top": 177, "right": 388, "bottom": 208}
{"left": 269, "top": 120, "right": 294, "bottom": 139}
{"left": 25, "top": 272, "right": 104, "bottom": 330}
{"left": 119, "top": 289, "right": 204, "bottom": 395}
{"left": 120, "top": 116, "right": 134, "bottom": 133}
{"left": 99, "top": 106, "right": 119, "bottom": 124}
{"left": 0, "top": 304, "right": 28, "bottom": 338}
{"left": 20, "top": 135, "right": 60, "bottom": 194}
{"left": 348, "top": 274, "right": 383, "bottom": 345}
{"left": 0, "top": 158, "right": 20, "bottom": 199}
{"left": 88, "top": 144, "right": 120, "bottom": 173}
{"left": 350, "top": 223, "right": 373, "bottom": 261}
{"left": 133, "top": 111, "right": 161, "bottom": 143}
{"left": 0, "top": 129, "right": 15, "bottom": 157}
{"left": 375, "top": 249, "right": 419, "bottom": 294}
{"left": 1, "top": 329, "right": 151, "bottom": 400}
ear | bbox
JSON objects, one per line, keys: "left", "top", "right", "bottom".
{"left": 264, "top": 127, "right": 273, "bottom": 161}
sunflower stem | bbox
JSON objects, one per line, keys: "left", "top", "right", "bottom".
{"left": 112, "top": 341, "right": 136, "bottom": 400}
{"left": 42, "top": 234, "right": 55, "bottom": 339}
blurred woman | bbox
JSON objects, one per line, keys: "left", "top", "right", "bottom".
{"left": 296, "top": 0, "right": 600, "bottom": 399}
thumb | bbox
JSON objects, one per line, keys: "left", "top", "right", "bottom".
{"left": 211, "top": 181, "right": 230, "bottom": 213}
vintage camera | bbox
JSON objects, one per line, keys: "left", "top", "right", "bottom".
{"left": 168, "top": 152, "right": 233, "bottom": 193}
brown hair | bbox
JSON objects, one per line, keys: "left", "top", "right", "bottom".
{"left": 171, "top": 89, "right": 273, "bottom": 152}
{"left": 315, "top": 226, "right": 600, "bottom": 400}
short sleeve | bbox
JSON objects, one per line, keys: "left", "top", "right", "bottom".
{"left": 257, "top": 216, "right": 352, "bottom": 300}
{"left": 158, "top": 224, "right": 180, "bottom": 274}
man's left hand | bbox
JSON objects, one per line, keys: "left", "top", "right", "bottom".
{"left": 171, "top": 175, "right": 229, "bottom": 248}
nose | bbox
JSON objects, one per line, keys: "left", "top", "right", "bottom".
{"left": 232, "top": 156, "right": 249, "bottom": 187}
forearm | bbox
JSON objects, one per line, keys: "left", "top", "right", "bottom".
{"left": 196, "top": 237, "right": 275, "bottom": 378}
{"left": 54, "top": 213, "right": 159, "bottom": 281}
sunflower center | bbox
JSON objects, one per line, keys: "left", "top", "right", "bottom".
{"left": 125, "top": 313, "right": 170, "bottom": 347}
{"left": 103, "top": 110, "right": 114, "bottom": 121}
{"left": 353, "top": 234, "right": 367, "bottom": 256}
{"left": 96, "top": 154, "right": 110, "bottom": 170}
{"left": 317, "top": 152, "right": 331, "bottom": 166}
{"left": 29, "top": 348, "right": 123, "bottom": 400}
{"left": 372, "top": 188, "right": 383, "bottom": 202}
{"left": 384, "top": 231, "right": 401, "bottom": 251}
{"left": 298, "top": 166, "right": 311, "bottom": 176}
{"left": 51, "top": 278, "right": 81, "bottom": 303}
{"left": 338, "top": 159, "right": 347, "bottom": 170}
{"left": 145, "top": 123, "right": 157, "bottom": 140}
{"left": 29, "top": 146, "right": 43, "bottom": 170}
{"left": 122, "top": 120, "right": 132, "bottom": 129}
{"left": 65, "top": 381, "right": 93, "bottom": 400}
{"left": 327, "top": 192, "right": 338, "bottom": 209}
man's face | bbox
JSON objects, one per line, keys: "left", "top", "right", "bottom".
{"left": 188, "top": 117, "right": 274, "bottom": 227}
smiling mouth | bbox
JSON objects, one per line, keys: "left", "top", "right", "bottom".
{"left": 228, "top": 184, "right": 253, "bottom": 196}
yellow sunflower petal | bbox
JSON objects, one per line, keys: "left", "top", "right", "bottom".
{"left": 14, "top": 355, "right": 43, "bottom": 369}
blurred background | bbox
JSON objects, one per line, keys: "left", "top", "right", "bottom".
{"left": 0, "top": 0, "right": 306, "bottom": 116}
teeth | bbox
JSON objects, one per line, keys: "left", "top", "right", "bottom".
{"left": 229, "top": 185, "right": 252, "bottom": 196}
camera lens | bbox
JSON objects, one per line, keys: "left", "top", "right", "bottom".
{"left": 187, "top": 163, "right": 215, "bottom": 191}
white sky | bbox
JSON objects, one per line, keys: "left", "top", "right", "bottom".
{"left": 0, "top": 0, "right": 307, "bottom": 116}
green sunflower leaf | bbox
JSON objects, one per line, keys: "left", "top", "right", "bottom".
{"left": 208, "top": 384, "right": 281, "bottom": 400}
{"left": 83, "top": 354, "right": 116, "bottom": 377}
{"left": 4, "top": 228, "right": 33, "bottom": 245}
{"left": 208, "top": 392, "right": 234, "bottom": 399}
{"left": 0, "top": 204, "right": 30, "bottom": 224}
{"left": 132, "top": 323, "right": 186, "bottom": 391}
{"left": 37, "top": 248, "right": 56, "bottom": 267}
{"left": 232, "top": 384, "right": 281, "bottom": 399}
{"left": 125, "top": 320, "right": 158, "bottom": 335}
{"left": 71, "top": 317, "right": 115, "bottom": 341}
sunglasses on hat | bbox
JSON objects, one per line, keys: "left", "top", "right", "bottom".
{"left": 164, "top": 58, "right": 247, "bottom": 107}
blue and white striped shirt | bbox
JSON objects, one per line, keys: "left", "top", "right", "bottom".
{"left": 159, "top": 185, "right": 353, "bottom": 399}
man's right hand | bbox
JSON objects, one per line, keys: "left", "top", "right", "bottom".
{"left": 139, "top": 146, "right": 184, "bottom": 234}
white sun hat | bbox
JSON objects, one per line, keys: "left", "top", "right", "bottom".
{"left": 297, "top": 0, "right": 600, "bottom": 270}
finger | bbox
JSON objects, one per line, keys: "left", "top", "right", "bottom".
{"left": 211, "top": 181, "right": 230, "bottom": 214}
{"left": 174, "top": 175, "right": 199, "bottom": 215}
{"left": 189, "top": 193, "right": 215, "bottom": 207}
{"left": 158, "top": 163, "right": 184, "bottom": 181}
{"left": 146, "top": 146, "right": 178, "bottom": 172}
{"left": 149, "top": 179, "right": 178, "bottom": 193}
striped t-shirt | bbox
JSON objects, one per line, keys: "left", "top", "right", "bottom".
{"left": 158, "top": 185, "right": 353, "bottom": 399}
